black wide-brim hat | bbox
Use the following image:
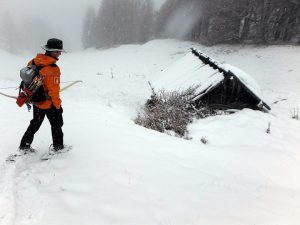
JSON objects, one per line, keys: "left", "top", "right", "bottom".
{"left": 41, "top": 38, "right": 66, "bottom": 52}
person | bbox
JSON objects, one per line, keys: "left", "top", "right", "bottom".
{"left": 19, "top": 38, "right": 67, "bottom": 153}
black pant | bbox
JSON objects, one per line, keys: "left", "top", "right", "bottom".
{"left": 20, "top": 105, "right": 64, "bottom": 148}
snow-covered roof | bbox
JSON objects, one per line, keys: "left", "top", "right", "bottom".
{"left": 153, "top": 51, "right": 224, "bottom": 93}
{"left": 153, "top": 48, "right": 270, "bottom": 111}
{"left": 221, "top": 64, "right": 262, "bottom": 101}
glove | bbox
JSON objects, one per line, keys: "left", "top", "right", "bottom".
{"left": 16, "top": 88, "right": 33, "bottom": 107}
{"left": 58, "top": 107, "right": 63, "bottom": 114}
{"left": 51, "top": 104, "right": 63, "bottom": 113}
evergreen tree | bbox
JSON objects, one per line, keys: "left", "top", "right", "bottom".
{"left": 156, "top": 0, "right": 300, "bottom": 45}
{"left": 90, "top": 0, "right": 154, "bottom": 48}
{"left": 84, "top": 0, "right": 300, "bottom": 47}
{"left": 17, "top": 17, "right": 55, "bottom": 52}
{"left": 0, "top": 12, "right": 18, "bottom": 53}
{"left": 82, "top": 6, "right": 96, "bottom": 49}
{"left": 155, "top": 0, "right": 202, "bottom": 39}
{"left": 138, "top": 0, "right": 155, "bottom": 42}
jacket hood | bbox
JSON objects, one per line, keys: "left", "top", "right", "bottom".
{"left": 33, "top": 53, "right": 58, "bottom": 66}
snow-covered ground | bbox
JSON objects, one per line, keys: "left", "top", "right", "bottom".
{"left": 0, "top": 39, "right": 299, "bottom": 225}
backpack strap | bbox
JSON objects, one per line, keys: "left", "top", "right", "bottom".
{"left": 31, "top": 59, "right": 56, "bottom": 72}
{"left": 31, "top": 59, "right": 43, "bottom": 73}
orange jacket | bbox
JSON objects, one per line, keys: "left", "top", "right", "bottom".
{"left": 28, "top": 54, "right": 62, "bottom": 109}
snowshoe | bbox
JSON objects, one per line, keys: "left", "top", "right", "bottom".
{"left": 41, "top": 144, "right": 72, "bottom": 160}
{"left": 6, "top": 147, "right": 37, "bottom": 162}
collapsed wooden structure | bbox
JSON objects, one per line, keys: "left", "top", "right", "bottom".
{"left": 153, "top": 48, "right": 270, "bottom": 112}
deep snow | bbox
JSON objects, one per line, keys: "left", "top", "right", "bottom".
{"left": 0, "top": 40, "right": 300, "bottom": 225}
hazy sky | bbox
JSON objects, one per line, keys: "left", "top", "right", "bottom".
{"left": 0, "top": 0, "right": 166, "bottom": 51}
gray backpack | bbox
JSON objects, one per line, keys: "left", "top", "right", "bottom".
{"left": 18, "top": 60, "right": 46, "bottom": 103}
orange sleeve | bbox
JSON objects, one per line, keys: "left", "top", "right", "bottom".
{"left": 40, "top": 66, "right": 62, "bottom": 109}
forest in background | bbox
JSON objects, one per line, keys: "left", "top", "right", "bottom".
{"left": 82, "top": 0, "right": 300, "bottom": 48}
{"left": 0, "top": 0, "right": 299, "bottom": 53}
{"left": 0, "top": 12, "right": 68, "bottom": 54}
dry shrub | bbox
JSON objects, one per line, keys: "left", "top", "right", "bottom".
{"left": 135, "top": 86, "right": 217, "bottom": 137}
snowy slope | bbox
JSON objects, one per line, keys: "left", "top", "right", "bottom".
{"left": 0, "top": 40, "right": 300, "bottom": 225}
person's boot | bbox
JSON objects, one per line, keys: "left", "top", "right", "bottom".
{"left": 50, "top": 144, "right": 72, "bottom": 154}
{"left": 19, "top": 145, "right": 37, "bottom": 154}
